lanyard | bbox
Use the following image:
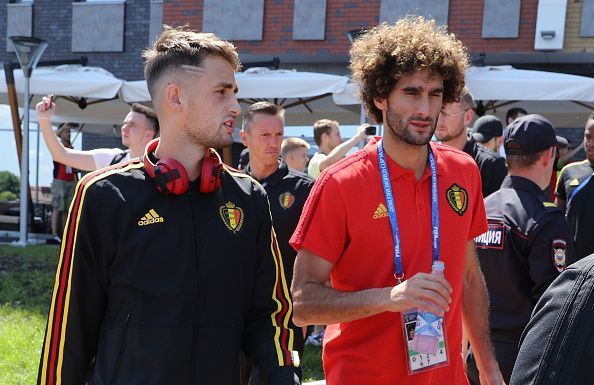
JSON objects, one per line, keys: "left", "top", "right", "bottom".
{"left": 377, "top": 140, "right": 440, "bottom": 284}
{"left": 566, "top": 172, "right": 594, "bottom": 214}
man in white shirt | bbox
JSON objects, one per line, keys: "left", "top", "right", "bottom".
{"left": 307, "top": 119, "right": 369, "bottom": 179}
{"left": 36, "top": 95, "right": 159, "bottom": 170}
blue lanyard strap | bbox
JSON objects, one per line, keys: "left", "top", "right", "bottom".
{"left": 377, "top": 140, "right": 440, "bottom": 283}
{"left": 566, "top": 172, "right": 593, "bottom": 214}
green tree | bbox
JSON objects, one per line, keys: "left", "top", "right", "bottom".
{"left": 0, "top": 171, "right": 20, "bottom": 196}
{"left": 0, "top": 191, "right": 17, "bottom": 202}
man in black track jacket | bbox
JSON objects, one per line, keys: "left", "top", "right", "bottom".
{"left": 240, "top": 102, "right": 314, "bottom": 384}
{"left": 37, "top": 27, "right": 300, "bottom": 385}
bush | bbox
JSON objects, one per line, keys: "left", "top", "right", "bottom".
{"left": 0, "top": 191, "right": 17, "bottom": 202}
{"left": 0, "top": 172, "right": 19, "bottom": 196}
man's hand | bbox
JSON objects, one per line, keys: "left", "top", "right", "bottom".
{"left": 387, "top": 272, "right": 452, "bottom": 315}
{"left": 36, "top": 94, "right": 55, "bottom": 121}
{"left": 354, "top": 123, "right": 370, "bottom": 142}
{"left": 479, "top": 368, "right": 506, "bottom": 385}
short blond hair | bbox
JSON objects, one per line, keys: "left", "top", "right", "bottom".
{"left": 281, "top": 137, "right": 310, "bottom": 158}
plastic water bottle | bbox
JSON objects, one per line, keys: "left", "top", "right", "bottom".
{"left": 411, "top": 261, "right": 445, "bottom": 355}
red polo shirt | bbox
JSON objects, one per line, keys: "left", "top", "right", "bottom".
{"left": 291, "top": 139, "right": 487, "bottom": 385}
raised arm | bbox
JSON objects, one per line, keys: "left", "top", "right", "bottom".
{"left": 36, "top": 95, "right": 98, "bottom": 171}
{"left": 318, "top": 124, "right": 368, "bottom": 172}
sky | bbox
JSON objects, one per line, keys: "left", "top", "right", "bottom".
{"left": 0, "top": 105, "right": 83, "bottom": 187}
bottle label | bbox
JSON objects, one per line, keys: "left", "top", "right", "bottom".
{"left": 402, "top": 309, "right": 449, "bottom": 375}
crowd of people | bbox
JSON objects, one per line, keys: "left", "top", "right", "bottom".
{"left": 32, "top": 16, "right": 594, "bottom": 385}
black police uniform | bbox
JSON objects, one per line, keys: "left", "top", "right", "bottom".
{"left": 556, "top": 159, "right": 594, "bottom": 259}
{"left": 510, "top": 254, "right": 594, "bottom": 385}
{"left": 245, "top": 162, "right": 314, "bottom": 354}
{"left": 38, "top": 160, "right": 299, "bottom": 385}
{"left": 467, "top": 175, "right": 576, "bottom": 384}
{"left": 463, "top": 137, "right": 508, "bottom": 198}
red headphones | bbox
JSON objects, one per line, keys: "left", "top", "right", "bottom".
{"left": 143, "top": 138, "right": 223, "bottom": 195}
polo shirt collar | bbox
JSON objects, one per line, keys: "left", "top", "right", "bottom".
{"left": 244, "top": 161, "right": 288, "bottom": 187}
{"left": 365, "top": 136, "right": 445, "bottom": 182}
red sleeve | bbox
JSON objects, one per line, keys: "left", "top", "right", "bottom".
{"left": 290, "top": 173, "right": 348, "bottom": 265}
{"left": 468, "top": 163, "right": 488, "bottom": 240}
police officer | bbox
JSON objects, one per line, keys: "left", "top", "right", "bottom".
{"left": 240, "top": 101, "right": 314, "bottom": 384}
{"left": 467, "top": 114, "right": 576, "bottom": 384}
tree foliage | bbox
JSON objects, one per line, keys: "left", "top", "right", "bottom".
{"left": 0, "top": 171, "right": 20, "bottom": 196}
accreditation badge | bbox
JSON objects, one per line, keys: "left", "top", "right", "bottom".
{"left": 402, "top": 309, "right": 449, "bottom": 375}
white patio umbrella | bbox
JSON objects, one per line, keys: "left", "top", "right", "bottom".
{"left": 333, "top": 66, "right": 594, "bottom": 128}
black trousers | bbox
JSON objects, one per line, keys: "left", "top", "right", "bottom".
{"left": 467, "top": 337, "right": 519, "bottom": 385}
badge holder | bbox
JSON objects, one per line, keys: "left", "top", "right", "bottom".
{"left": 402, "top": 309, "right": 449, "bottom": 375}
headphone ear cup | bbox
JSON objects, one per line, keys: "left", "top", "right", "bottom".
{"left": 199, "top": 148, "right": 223, "bottom": 193}
{"left": 157, "top": 158, "right": 189, "bottom": 195}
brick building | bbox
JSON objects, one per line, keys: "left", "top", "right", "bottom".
{"left": 2, "top": 1, "right": 593, "bottom": 149}
{"left": 1, "top": 0, "right": 165, "bottom": 149}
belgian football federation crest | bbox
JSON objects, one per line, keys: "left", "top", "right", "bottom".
{"left": 278, "top": 192, "right": 295, "bottom": 209}
{"left": 219, "top": 201, "right": 244, "bottom": 233}
{"left": 446, "top": 184, "right": 468, "bottom": 216}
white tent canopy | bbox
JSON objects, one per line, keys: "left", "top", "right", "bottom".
{"left": 465, "top": 66, "right": 594, "bottom": 102}
{"left": 121, "top": 67, "right": 350, "bottom": 102}
{"left": 0, "top": 65, "right": 131, "bottom": 132}
{"left": 333, "top": 66, "right": 594, "bottom": 128}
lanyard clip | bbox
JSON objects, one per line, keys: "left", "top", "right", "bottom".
{"left": 394, "top": 273, "right": 404, "bottom": 284}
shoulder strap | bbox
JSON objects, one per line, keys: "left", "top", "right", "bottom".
{"left": 109, "top": 149, "right": 130, "bottom": 166}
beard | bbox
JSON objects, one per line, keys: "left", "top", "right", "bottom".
{"left": 385, "top": 106, "right": 436, "bottom": 146}
{"left": 434, "top": 122, "right": 466, "bottom": 142}
{"left": 184, "top": 122, "right": 233, "bottom": 149}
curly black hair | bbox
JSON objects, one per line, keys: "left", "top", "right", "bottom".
{"left": 350, "top": 16, "right": 468, "bottom": 123}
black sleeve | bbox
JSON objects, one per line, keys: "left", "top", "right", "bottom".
{"left": 38, "top": 180, "right": 114, "bottom": 385}
{"left": 510, "top": 256, "right": 594, "bottom": 385}
{"left": 484, "top": 156, "right": 508, "bottom": 197}
{"left": 244, "top": 191, "right": 300, "bottom": 385}
{"left": 527, "top": 214, "right": 576, "bottom": 301}
{"left": 555, "top": 168, "right": 568, "bottom": 201}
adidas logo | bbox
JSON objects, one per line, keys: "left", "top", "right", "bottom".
{"left": 373, "top": 203, "right": 388, "bottom": 219}
{"left": 138, "top": 209, "right": 164, "bottom": 226}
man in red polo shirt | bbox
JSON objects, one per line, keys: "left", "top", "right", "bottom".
{"left": 290, "top": 17, "right": 504, "bottom": 385}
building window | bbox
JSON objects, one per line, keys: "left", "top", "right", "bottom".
{"left": 71, "top": 1, "right": 125, "bottom": 52}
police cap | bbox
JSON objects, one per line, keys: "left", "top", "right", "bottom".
{"left": 504, "top": 114, "right": 563, "bottom": 155}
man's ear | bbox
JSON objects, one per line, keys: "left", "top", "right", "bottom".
{"left": 239, "top": 129, "right": 249, "bottom": 146}
{"left": 373, "top": 97, "right": 387, "bottom": 111}
{"left": 463, "top": 108, "right": 475, "bottom": 127}
{"left": 165, "top": 83, "right": 183, "bottom": 111}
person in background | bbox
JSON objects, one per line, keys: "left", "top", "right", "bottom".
{"left": 47, "top": 123, "right": 78, "bottom": 245}
{"left": 237, "top": 147, "right": 250, "bottom": 171}
{"left": 505, "top": 107, "right": 527, "bottom": 126}
{"left": 307, "top": 119, "right": 369, "bottom": 179}
{"left": 556, "top": 114, "right": 594, "bottom": 260}
{"left": 240, "top": 101, "right": 313, "bottom": 384}
{"left": 469, "top": 114, "right": 575, "bottom": 384}
{"left": 435, "top": 89, "right": 507, "bottom": 197}
{"left": 36, "top": 100, "right": 159, "bottom": 170}
{"left": 281, "top": 137, "right": 311, "bottom": 173}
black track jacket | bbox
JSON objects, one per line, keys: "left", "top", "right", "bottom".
{"left": 37, "top": 160, "right": 299, "bottom": 385}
